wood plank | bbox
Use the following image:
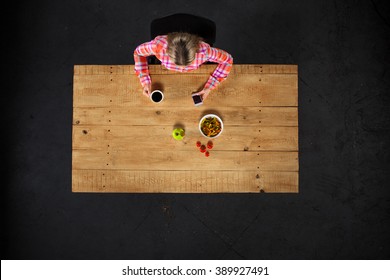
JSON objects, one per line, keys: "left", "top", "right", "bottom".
{"left": 73, "top": 106, "right": 298, "bottom": 126}
{"left": 72, "top": 170, "right": 298, "bottom": 193}
{"left": 72, "top": 125, "right": 298, "bottom": 151}
{"left": 74, "top": 64, "right": 298, "bottom": 75}
{"left": 72, "top": 150, "right": 298, "bottom": 171}
{"left": 73, "top": 73, "right": 297, "bottom": 107}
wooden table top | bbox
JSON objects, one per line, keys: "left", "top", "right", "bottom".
{"left": 72, "top": 64, "right": 298, "bottom": 193}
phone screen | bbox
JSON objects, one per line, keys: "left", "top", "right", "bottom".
{"left": 192, "top": 95, "right": 203, "bottom": 104}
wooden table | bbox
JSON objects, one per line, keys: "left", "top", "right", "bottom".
{"left": 72, "top": 64, "right": 298, "bottom": 193}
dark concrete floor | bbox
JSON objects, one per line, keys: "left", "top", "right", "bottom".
{"left": 3, "top": 0, "right": 390, "bottom": 259}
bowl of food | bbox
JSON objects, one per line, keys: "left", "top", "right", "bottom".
{"left": 199, "top": 114, "right": 224, "bottom": 138}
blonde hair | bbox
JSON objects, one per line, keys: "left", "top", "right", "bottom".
{"left": 167, "top": 32, "right": 201, "bottom": 66}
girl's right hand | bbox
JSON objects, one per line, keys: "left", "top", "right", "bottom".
{"left": 143, "top": 84, "right": 151, "bottom": 97}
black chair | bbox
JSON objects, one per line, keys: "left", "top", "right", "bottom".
{"left": 151, "top": 13, "right": 216, "bottom": 45}
{"left": 148, "top": 13, "right": 216, "bottom": 64}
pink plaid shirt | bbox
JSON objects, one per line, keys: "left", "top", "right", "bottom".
{"left": 133, "top": 35, "right": 233, "bottom": 91}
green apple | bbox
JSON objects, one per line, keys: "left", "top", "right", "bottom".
{"left": 172, "top": 128, "right": 185, "bottom": 140}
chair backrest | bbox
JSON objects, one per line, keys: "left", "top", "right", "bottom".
{"left": 150, "top": 13, "right": 216, "bottom": 46}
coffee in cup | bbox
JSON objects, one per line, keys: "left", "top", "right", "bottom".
{"left": 150, "top": 90, "right": 164, "bottom": 103}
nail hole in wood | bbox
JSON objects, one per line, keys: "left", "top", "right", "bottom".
{"left": 82, "top": 130, "right": 88, "bottom": 134}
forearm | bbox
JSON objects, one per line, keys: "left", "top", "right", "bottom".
{"left": 133, "top": 53, "right": 150, "bottom": 86}
{"left": 134, "top": 41, "right": 156, "bottom": 87}
{"left": 205, "top": 48, "right": 233, "bottom": 91}
{"left": 204, "top": 64, "right": 232, "bottom": 90}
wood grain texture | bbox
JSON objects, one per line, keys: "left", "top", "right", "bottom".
{"left": 72, "top": 170, "right": 298, "bottom": 193}
{"left": 72, "top": 125, "right": 298, "bottom": 151}
{"left": 73, "top": 107, "right": 298, "bottom": 126}
{"left": 72, "top": 64, "right": 299, "bottom": 193}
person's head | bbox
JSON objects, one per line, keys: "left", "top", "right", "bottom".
{"left": 167, "top": 32, "right": 201, "bottom": 66}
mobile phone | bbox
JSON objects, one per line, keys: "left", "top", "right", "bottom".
{"left": 192, "top": 94, "right": 203, "bottom": 106}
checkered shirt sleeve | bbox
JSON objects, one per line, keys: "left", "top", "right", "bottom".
{"left": 133, "top": 41, "right": 155, "bottom": 87}
{"left": 204, "top": 47, "right": 233, "bottom": 90}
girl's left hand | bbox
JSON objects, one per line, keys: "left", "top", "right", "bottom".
{"left": 193, "top": 88, "right": 211, "bottom": 101}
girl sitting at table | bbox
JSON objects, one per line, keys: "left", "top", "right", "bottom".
{"left": 133, "top": 32, "right": 233, "bottom": 102}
